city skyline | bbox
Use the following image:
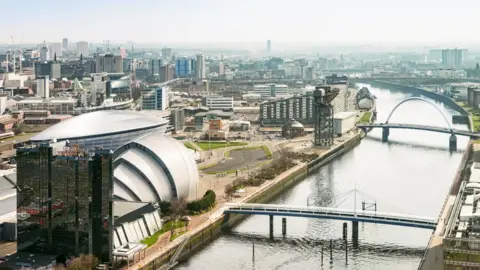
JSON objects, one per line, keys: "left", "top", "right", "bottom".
{"left": 2, "top": 0, "right": 479, "bottom": 46}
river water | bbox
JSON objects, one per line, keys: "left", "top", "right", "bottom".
{"left": 177, "top": 83, "right": 470, "bottom": 270}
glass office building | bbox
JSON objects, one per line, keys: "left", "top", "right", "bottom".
{"left": 16, "top": 144, "right": 114, "bottom": 262}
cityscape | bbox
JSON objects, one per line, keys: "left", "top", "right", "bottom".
{"left": 1, "top": 2, "right": 480, "bottom": 270}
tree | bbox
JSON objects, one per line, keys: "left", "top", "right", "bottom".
{"left": 64, "top": 254, "right": 99, "bottom": 270}
{"left": 171, "top": 197, "right": 187, "bottom": 220}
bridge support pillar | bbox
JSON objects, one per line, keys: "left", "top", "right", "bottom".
{"left": 282, "top": 218, "right": 287, "bottom": 236}
{"left": 269, "top": 215, "right": 274, "bottom": 239}
{"left": 352, "top": 221, "right": 359, "bottom": 241}
{"left": 382, "top": 127, "right": 389, "bottom": 142}
{"left": 449, "top": 134, "right": 457, "bottom": 152}
{"left": 221, "top": 213, "right": 231, "bottom": 231}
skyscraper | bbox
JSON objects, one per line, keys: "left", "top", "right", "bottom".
{"left": 40, "top": 46, "right": 49, "bottom": 61}
{"left": 49, "top": 43, "right": 62, "bottom": 58}
{"left": 76, "top": 41, "right": 89, "bottom": 57}
{"left": 267, "top": 40, "right": 272, "bottom": 53}
{"left": 161, "top": 47, "right": 173, "bottom": 60}
{"left": 442, "top": 48, "right": 467, "bottom": 69}
{"left": 62, "top": 38, "right": 68, "bottom": 51}
{"left": 16, "top": 144, "right": 114, "bottom": 262}
{"left": 195, "top": 54, "right": 205, "bottom": 81}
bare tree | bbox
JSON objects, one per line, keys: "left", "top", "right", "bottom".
{"left": 171, "top": 197, "right": 187, "bottom": 220}
{"left": 59, "top": 254, "right": 99, "bottom": 270}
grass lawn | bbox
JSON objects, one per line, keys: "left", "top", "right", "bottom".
{"left": 358, "top": 112, "right": 372, "bottom": 124}
{"left": 141, "top": 219, "right": 187, "bottom": 247}
{"left": 1, "top": 132, "right": 38, "bottom": 143}
{"left": 196, "top": 141, "right": 248, "bottom": 151}
{"left": 183, "top": 142, "right": 196, "bottom": 150}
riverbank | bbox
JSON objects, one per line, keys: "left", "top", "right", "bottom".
{"left": 419, "top": 141, "right": 472, "bottom": 270}
{"left": 131, "top": 133, "right": 362, "bottom": 270}
{"left": 358, "top": 80, "right": 471, "bottom": 129}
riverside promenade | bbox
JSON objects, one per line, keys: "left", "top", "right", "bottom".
{"left": 128, "top": 132, "right": 361, "bottom": 270}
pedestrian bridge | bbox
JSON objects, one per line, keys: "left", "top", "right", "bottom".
{"left": 224, "top": 203, "right": 437, "bottom": 229}
{"left": 357, "top": 123, "right": 479, "bottom": 138}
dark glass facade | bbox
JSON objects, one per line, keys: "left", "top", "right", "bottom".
{"left": 16, "top": 144, "right": 113, "bottom": 263}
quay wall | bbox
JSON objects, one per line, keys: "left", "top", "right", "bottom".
{"left": 137, "top": 133, "right": 362, "bottom": 270}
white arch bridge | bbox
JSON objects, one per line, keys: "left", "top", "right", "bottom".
{"left": 356, "top": 97, "right": 479, "bottom": 151}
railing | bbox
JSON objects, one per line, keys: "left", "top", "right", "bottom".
{"left": 225, "top": 203, "right": 436, "bottom": 224}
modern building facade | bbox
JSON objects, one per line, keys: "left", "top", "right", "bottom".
{"left": 442, "top": 49, "right": 467, "bottom": 69}
{"left": 76, "top": 41, "right": 89, "bottom": 57}
{"left": 201, "top": 96, "right": 234, "bottom": 111}
{"left": 159, "top": 64, "right": 174, "bottom": 82}
{"left": 175, "top": 58, "right": 195, "bottom": 77}
{"left": 36, "top": 75, "right": 50, "bottom": 99}
{"left": 35, "top": 61, "right": 61, "bottom": 79}
{"left": 39, "top": 47, "right": 49, "bottom": 61}
{"left": 30, "top": 110, "right": 170, "bottom": 151}
{"left": 260, "top": 94, "right": 315, "bottom": 126}
{"left": 49, "top": 43, "right": 62, "bottom": 58}
{"left": 195, "top": 54, "right": 205, "bottom": 81}
{"left": 16, "top": 145, "right": 114, "bottom": 261}
{"left": 253, "top": 84, "right": 289, "bottom": 98}
{"left": 62, "top": 38, "right": 68, "bottom": 51}
{"left": 142, "top": 87, "right": 169, "bottom": 111}
{"left": 170, "top": 108, "right": 185, "bottom": 132}
{"left": 95, "top": 54, "right": 123, "bottom": 73}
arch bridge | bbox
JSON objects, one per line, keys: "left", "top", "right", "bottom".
{"left": 357, "top": 97, "right": 479, "bottom": 151}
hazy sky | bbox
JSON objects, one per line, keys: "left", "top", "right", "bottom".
{"left": 2, "top": 0, "right": 478, "bottom": 46}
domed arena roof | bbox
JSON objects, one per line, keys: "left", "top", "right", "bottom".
{"left": 31, "top": 110, "right": 167, "bottom": 142}
{"left": 113, "top": 132, "right": 199, "bottom": 202}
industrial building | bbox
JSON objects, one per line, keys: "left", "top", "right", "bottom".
{"left": 201, "top": 96, "right": 234, "bottom": 111}
{"left": 333, "top": 111, "right": 357, "bottom": 136}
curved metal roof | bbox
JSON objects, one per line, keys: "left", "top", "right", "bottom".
{"left": 113, "top": 133, "right": 199, "bottom": 202}
{"left": 31, "top": 110, "right": 166, "bottom": 141}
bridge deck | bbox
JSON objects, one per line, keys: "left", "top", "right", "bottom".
{"left": 225, "top": 203, "right": 437, "bottom": 229}
{"left": 357, "top": 123, "right": 478, "bottom": 138}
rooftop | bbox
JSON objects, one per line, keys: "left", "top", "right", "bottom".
{"left": 31, "top": 110, "right": 168, "bottom": 142}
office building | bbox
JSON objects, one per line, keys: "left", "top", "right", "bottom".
{"left": 35, "top": 61, "right": 61, "bottom": 79}
{"left": 62, "top": 38, "right": 68, "bottom": 51}
{"left": 170, "top": 108, "right": 185, "bottom": 132}
{"left": 149, "top": 59, "right": 164, "bottom": 76}
{"left": 175, "top": 58, "right": 195, "bottom": 77}
{"left": 161, "top": 47, "right": 172, "bottom": 60}
{"left": 95, "top": 54, "right": 123, "bottom": 73}
{"left": 159, "top": 64, "right": 174, "bottom": 82}
{"left": 39, "top": 46, "right": 49, "bottom": 61}
{"left": 36, "top": 75, "right": 50, "bottom": 98}
{"left": 16, "top": 145, "right": 114, "bottom": 261}
{"left": 195, "top": 54, "right": 205, "bottom": 81}
{"left": 142, "top": 86, "right": 169, "bottom": 110}
{"left": 442, "top": 49, "right": 467, "bottom": 69}
{"left": 49, "top": 43, "right": 62, "bottom": 58}
{"left": 260, "top": 94, "right": 315, "bottom": 126}
{"left": 267, "top": 40, "right": 272, "bottom": 53}
{"left": 253, "top": 84, "right": 289, "bottom": 98}
{"left": 201, "top": 96, "right": 234, "bottom": 111}
{"left": 76, "top": 41, "right": 89, "bottom": 57}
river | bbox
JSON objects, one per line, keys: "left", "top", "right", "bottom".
{"left": 177, "top": 83, "right": 470, "bottom": 270}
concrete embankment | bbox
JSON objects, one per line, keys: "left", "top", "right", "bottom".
{"left": 135, "top": 133, "right": 362, "bottom": 270}
{"left": 418, "top": 142, "right": 472, "bottom": 270}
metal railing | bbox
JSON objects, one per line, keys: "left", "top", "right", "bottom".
{"left": 225, "top": 203, "right": 436, "bottom": 225}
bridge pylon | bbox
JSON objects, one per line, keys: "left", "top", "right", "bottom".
{"left": 449, "top": 134, "right": 457, "bottom": 152}
{"left": 382, "top": 127, "right": 389, "bottom": 142}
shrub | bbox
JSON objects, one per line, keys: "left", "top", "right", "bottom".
{"left": 186, "top": 190, "right": 216, "bottom": 214}
{"left": 159, "top": 200, "right": 172, "bottom": 216}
